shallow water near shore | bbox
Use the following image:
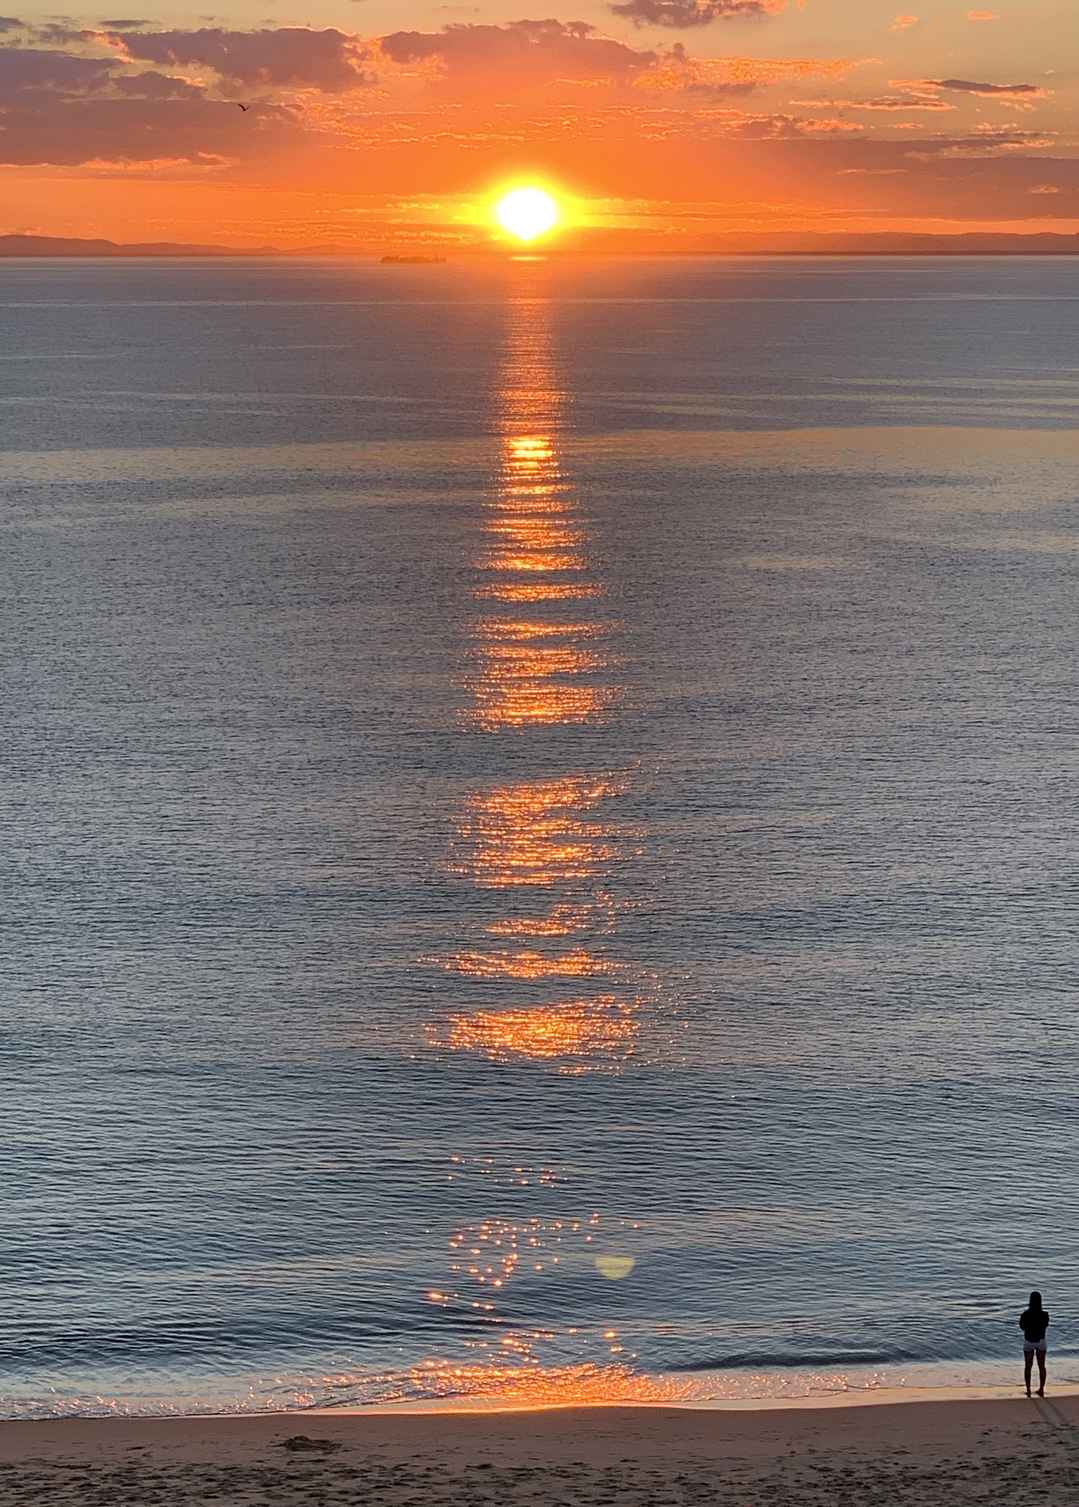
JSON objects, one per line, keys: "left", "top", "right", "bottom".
{"left": 2, "top": 255, "right": 1079, "bottom": 1418}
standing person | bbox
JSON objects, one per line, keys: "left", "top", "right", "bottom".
{"left": 1019, "top": 1290, "right": 1049, "bottom": 1398}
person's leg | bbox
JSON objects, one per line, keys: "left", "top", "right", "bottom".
{"left": 1037, "top": 1349, "right": 1047, "bottom": 1397}
{"left": 1024, "top": 1350, "right": 1034, "bottom": 1396}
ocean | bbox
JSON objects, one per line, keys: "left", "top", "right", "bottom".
{"left": 2, "top": 253, "right": 1079, "bottom": 1417}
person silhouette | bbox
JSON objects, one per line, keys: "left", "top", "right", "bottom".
{"left": 1019, "top": 1290, "right": 1049, "bottom": 1397}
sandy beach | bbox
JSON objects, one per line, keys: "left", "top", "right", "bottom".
{"left": 3, "top": 1393, "right": 1079, "bottom": 1506}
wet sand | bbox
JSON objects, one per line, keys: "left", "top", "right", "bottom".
{"left": 3, "top": 1393, "right": 1079, "bottom": 1506}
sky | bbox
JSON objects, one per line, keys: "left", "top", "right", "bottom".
{"left": 1, "top": 0, "right": 1076, "bottom": 247}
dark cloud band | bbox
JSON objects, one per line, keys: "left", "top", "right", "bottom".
{"left": 108, "top": 26, "right": 370, "bottom": 91}
{"left": 609, "top": 0, "right": 775, "bottom": 27}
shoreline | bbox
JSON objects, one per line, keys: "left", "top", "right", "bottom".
{"left": 330, "top": 1378, "right": 1079, "bottom": 1414}
{"left": 6, "top": 1373, "right": 1079, "bottom": 1424}
{"left": 4, "top": 1390, "right": 1079, "bottom": 1505}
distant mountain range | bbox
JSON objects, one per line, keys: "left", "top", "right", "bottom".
{"left": 3, "top": 231, "right": 1079, "bottom": 258}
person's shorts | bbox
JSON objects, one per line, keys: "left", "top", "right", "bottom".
{"left": 1024, "top": 1340, "right": 1047, "bottom": 1356}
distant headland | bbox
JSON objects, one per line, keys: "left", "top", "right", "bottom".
{"left": 0, "top": 235, "right": 278, "bottom": 258}
{"left": 4, "top": 232, "right": 1079, "bottom": 259}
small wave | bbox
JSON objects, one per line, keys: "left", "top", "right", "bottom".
{"left": 673, "top": 1350, "right": 911, "bottom": 1373}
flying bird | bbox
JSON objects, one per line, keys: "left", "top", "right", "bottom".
{"left": 236, "top": 103, "right": 249, "bottom": 112}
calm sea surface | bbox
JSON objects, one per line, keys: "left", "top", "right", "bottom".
{"left": 3, "top": 255, "right": 1079, "bottom": 1416}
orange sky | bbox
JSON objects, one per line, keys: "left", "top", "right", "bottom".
{"left": 1, "top": 1, "right": 1076, "bottom": 247}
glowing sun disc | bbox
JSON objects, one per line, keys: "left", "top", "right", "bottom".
{"left": 496, "top": 187, "right": 560, "bottom": 243}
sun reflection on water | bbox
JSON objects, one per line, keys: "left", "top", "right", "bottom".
{"left": 405, "top": 1201, "right": 683, "bottom": 1407}
{"left": 484, "top": 907, "right": 592, "bottom": 938}
{"left": 459, "top": 304, "right": 617, "bottom": 734}
{"left": 475, "top": 580, "right": 601, "bottom": 603}
{"left": 449, "top": 775, "right": 631, "bottom": 889}
{"left": 435, "top": 948, "right": 622, "bottom": 980}
{"left": 441, "top": 997, "right": 641, "bottom": 1069}
{"left": 397, "top": 1358, "right": 695, "bottom": 1410}
{"left": 413, "top": 290, "right": 664, "bottom": 1407}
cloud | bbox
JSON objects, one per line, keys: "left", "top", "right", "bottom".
{"left": 965, "top": 9, "right": 998, "bottom": 19}
{"left": 379, "top": 19, "right": 654, "bottom": 80}
{"left": 927, "top": 78, "right": 1041, "bottom": 95}
{"left": 0, "top": 47, "right": 114, "bottom": 92}
{"left": 0, "top": 14, "right": 23, "bottom": 30}
{"left": 889, "top": 13, "right": 919, "bottom": 29}
{"left": 1030, "top": 183, "right": 1060, "bottom": 194}
{"left": 109, "top": 27, "right": 370, "bottom": 90}
{"left": 115, "top": 69, "right": 203, "bottom": 99}
{"left": 608, "top": 0, "right": 782, "bottom": 28}
{"left": 28, "top": 22, "right": 87, "bottom": 41}
{"left": 100, "top": 17, "right": 150, "bottom": 26}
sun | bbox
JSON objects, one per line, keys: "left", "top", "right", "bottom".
{"left": 494, "top": 186, "right": 561, "bottom": 244}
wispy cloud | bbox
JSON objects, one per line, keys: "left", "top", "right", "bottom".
{"left": 926, "top": 77, "right": 1042, "bottom": 95}
{"left": 889, "top": 14, "right": 919, "bottom": 30}
{"left": 640, "top": 50, "right": 861, "bottom": 93}
{"left": 908, "top": 124, "right": 1054, "bottom": 157}
{"left": 799, "top": 92, "right": 955, "bottom": 111}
